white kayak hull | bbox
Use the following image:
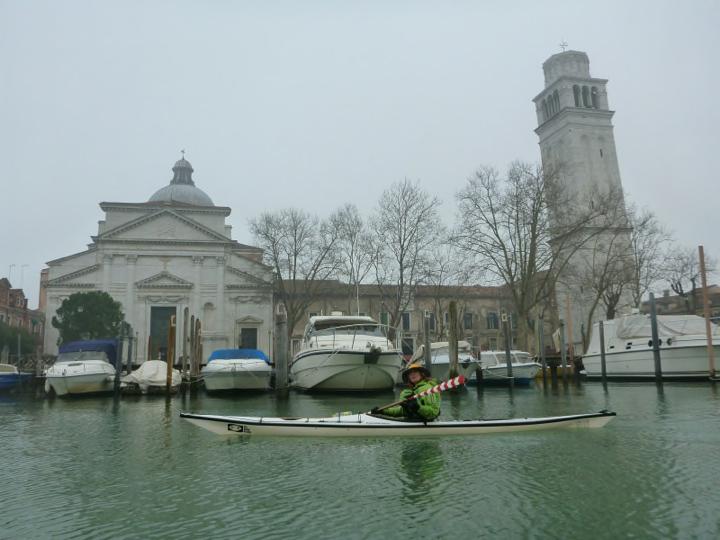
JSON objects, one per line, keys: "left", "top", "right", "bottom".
{"left": 180, "top": 410, "right": 616, "bottom": 437}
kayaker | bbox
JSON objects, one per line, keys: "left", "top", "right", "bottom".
{"left": 372, "top": 363, "right": 440, "bottom": 422}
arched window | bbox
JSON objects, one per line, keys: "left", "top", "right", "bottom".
{"left": 573, "top": 85, "right": 581, "bottom": 107}
{"left": 582, "top": 86, "right": 590, "bottom": 108}
{"left": 591, "top": 86, "right": 599, "bottom": 109}
{"left": 553, "top": 90, "right": 560, "bottom": 114}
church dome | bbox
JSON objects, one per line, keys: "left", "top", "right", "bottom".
{"left": 148, "top": 156, "right": 215, "bottom": 206}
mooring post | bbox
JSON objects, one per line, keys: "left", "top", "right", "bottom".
{"left": 599, "top": 320, "right": 607, "bottom": 383}
{"left": 564, "top": 297, "right": 573, "bottom": 383}
{"left": 114, "top": 326, "right": 125, "bottom": 393}
{"left": 649, "top": 292, "right": 662, "bottom": 382}
{"left": 126, "top": 324, "right": 134, "bottom": 375}
{"left": 698, "top": 245, "right": 716, "bottom": 379}
{"left": 559, "top": 319, "right": 567, "bottom": 383}
{"left": 167, "top": 315, "right": 176, "bottom": 392}
{"left": 423, "top": 311, "right": 432, "bottom": 373}
{"left": 275, "top": 311, "right": 289, "bottom": 393}
{"left": 502, "top": 311, "right": 513, "bottom": 380}
{"left": 182, "top": 307, "right": 189, "bottom": 381}
{"left": 539, "top": 317, "right": 546, "bottom": 384}
{"left": 448, "top": 301, "right": 459, "bottom": 379}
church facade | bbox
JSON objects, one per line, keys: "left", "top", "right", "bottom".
{"left": 42, "top": 157, "right": 274, "bottom": 362}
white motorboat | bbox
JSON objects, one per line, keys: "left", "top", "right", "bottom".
{"left": 202, "top": 349, "right": 272, "bottom": 391}
{"left": 180, "top": 410, "right": 616, "bottom": 437}
{"left": 121, "top": 360, "right": 181, "bottom": 394}
{"left": 583, "top": 314, "right": 720, "bottom": 380}
{"left": 476, "top": 350, "right": 541, "bottom": 384}
{"left": 407, "top": 341, "right": 480, "bottom": 382}
{"left": 45, "top": 340, "right": 118, "bottom": 397}
{"left": 290, "top": 315, "right": 404, "bottom": 391}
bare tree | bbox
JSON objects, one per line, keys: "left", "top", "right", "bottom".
{"left": 627, "top": 205, "right": 671, "bottom": 307}
{"left": 453, "top": 161, "right": 624, "bottom": 351}
{"left": 371, "top": 179, "right": 441, "bottom": 340}
{"left": 664, "top": 245, "right": 716, "bottom": 314}
{"left": 422, "top": 239, "right": 478, "bottom": 340}
{"left": 329, "top": 204, "right": 374, "bottom": 315}
{"left": 249, "top": 208, "right": 340, "bottom": 347}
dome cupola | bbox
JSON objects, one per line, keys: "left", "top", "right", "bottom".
{"left": 148, "top": 153, "right": 214, "bottom": 206}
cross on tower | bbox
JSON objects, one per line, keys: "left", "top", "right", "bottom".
{"left": 559, "top": 40, "right": 568, "bottom": 52}
{"left": 181, "top": 149, "right": 186, "bottom": 159}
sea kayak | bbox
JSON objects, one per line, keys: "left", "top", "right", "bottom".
{"left": 180, "top": 410, "right": 616, "bottom": 437}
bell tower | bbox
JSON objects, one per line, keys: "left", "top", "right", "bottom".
{"left": 533, "top": 50, "right": 633, "bottom": 349}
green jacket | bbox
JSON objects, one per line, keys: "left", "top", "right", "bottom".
{"left": 383, "top": 378, "right": 441, "bottom": 421}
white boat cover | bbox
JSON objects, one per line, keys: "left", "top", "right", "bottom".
{"left": 122, "top": 360, "right": 181, "bottom": 388}
{"left": 614, "top": 314, "right": 720, "bottom": 339}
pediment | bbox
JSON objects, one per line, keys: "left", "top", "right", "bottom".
{"left": 136, "top": 271, "right": 193, "bottom": 289}
{"left": 99, "top": 209, "right": 230, "bottom": 243}
{"left": 45, "top": 264, "right": 100, "bottom": 288}
{"left": 225, "top": 265, "right": 272, "bottom": 288}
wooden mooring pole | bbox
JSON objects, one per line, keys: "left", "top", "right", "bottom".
{"left": 167, "top": 315, "right": 176, "bottom": 392}
{"left": 539, "top": 317, "right": 547, "bottom": 384}
{"left": 448, "top": 301, "right": 459, "bottom": 379}
{"left": 423, "top": 312, "right": 432, "bottom": 374}
{"left": 275, "top": 311, "right": 289, "bottom": 393}
{"left": 698, "top": 245, "right": 717, "bottom": 380}
{"left": 599, "top": 320, "right": 607, "bottom": 383}
{"left": 502, "top": 311, "right": 513, "bottom": 381}
{"left": 649, "top": 293, "right": 663, "bottom": 382}
{"left": 559, "top": 319, "right": 567, "bottom": 382}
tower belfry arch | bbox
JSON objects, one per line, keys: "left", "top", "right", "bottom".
{"left": 532, "top": 50, "right": 634, "bottom": 351}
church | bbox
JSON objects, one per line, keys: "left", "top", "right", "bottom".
{"left": 42, "top": 157, "right": 274, "bottom": 362}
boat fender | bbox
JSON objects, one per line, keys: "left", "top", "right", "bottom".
{"left": 667, "top": 338, "right": 672, "bottom": 346}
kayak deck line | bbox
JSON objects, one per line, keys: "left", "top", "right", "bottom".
{"left": 180, "top": 410, "right": 617, "bottom": 436}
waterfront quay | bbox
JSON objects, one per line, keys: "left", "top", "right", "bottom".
{"left": 2, "top": 380, "right": 719, "bottom": 539}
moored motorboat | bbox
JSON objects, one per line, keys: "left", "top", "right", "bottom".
{"left": 180, "top": 410, "right": 616, "bottom": 437}
{"left": 0, "top": 363, "right": 33, "bottom": 391}
{"left": 475, "top": 350, "right": 541, "bottom": 384}
{"left": 202, "top": 349, "right": 273, "bottom": 391}
{"left": 121, "top": 360, "right": 181, "bottom": 394}
{"left": 583, "top": 314, "right": 720, "bottom": 380}
{"left": 408, "top": 341, "right": 480, "bottom": 382}
{"left": 45, "top": 340, "right": 118, "bottom": 397}
{"left": 290, "top": 315, "right": 403, "bottom": 391}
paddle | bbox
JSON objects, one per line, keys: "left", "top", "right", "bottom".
{"left": 370, "top": 374, "right": 467, "bottom": 414}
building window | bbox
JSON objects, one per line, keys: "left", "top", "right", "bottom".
{"left": 239, "top": 327, "right": 258, "bottom": 349}
{"left": 591, "top": 86, "right": 599, "bottom": 109}
{"left": 428, "top": 312, "right": 436, "bottom": 331}
{"left": 573, "top": 85, "right": 581, "bottom": 107}
{"left": 553, "top": 90, "right": 560, "bottom": 114}
{"left": 582, "top": 85, "right": 590, "bottom": 107}
{"left": 401, "top": 337, "right": 414, "bottom": 356}
{"left": 402, "top": 312, "right": 411, "bottom": 331}
{"left": 463, "top": 312, "right": 473, "bottom": 330}
{"left": 486, "top": 312, "right": 499, "bottom": 330}
{"left": 380, "top": 312, "right": 389, "bottom": 326}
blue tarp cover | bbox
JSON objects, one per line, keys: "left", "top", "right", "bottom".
{"left": 208, "top": 348, "right": 270, "bottom": 364}
{"left": 58, "top": 339, "right": 119, "bottom": 366}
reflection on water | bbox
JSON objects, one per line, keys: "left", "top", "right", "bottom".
{"left": 1, "top": 382, "right": 720, "bottom": 538}
{"left": 399, "top": 440, "right": 444, "bottom": 502}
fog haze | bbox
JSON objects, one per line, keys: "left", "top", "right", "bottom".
{"left": 2, "top": 0, "right": 718, "bottom": 308}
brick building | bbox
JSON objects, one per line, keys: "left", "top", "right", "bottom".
{"left": 0, "top": 277, "right": 45, "bottom": 342}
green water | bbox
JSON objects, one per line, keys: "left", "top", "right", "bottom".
{"left": 2, "top": 382, "right": 719, "bottom": 539}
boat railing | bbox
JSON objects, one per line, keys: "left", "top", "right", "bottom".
{"left": 309, "top": 323, "right": 396, "bottom": 350}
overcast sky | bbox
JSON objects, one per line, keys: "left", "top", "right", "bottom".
{"left": 2, "top": 1, "right": 718, "bottom": 309}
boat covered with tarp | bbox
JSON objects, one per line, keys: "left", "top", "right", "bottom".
{"left": 202, "top": 348, "right": 273, "bottom": 391}
{"left": 180, "top": 410, "right": 616, "bottom": 437}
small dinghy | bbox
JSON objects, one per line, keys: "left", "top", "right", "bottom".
{"left": 180, "top": 410, "right": 616, "bottom": 437}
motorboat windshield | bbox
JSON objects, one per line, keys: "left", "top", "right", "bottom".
{"left": 56, "top": 351, "right": 112, "bottom": 363}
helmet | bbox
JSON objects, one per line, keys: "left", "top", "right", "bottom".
{"left": 402, "top": 362, "right": 431, "bottom": 383}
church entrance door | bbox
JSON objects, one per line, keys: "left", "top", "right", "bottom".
{"left": 150, "top": 306, "right": 176, "bottom": 362}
